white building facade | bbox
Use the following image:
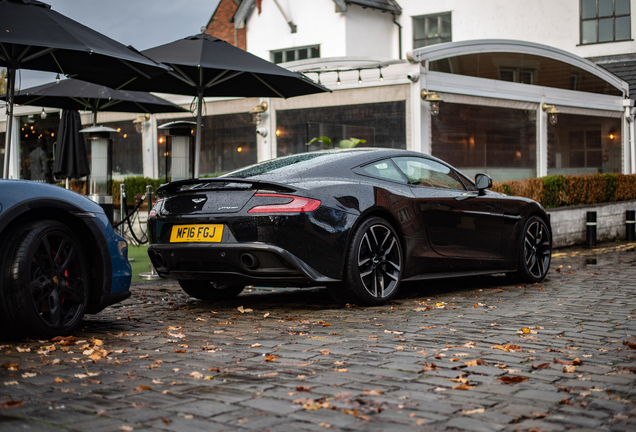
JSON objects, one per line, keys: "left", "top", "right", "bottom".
{"left": 2, "top": 0, "right": 635, "bottom": 181}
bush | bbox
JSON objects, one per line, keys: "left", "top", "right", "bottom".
{"left": 493, "top": 173, "right": 636, "bottom": 208}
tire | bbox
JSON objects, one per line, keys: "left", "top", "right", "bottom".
{"left": 0, "top": 221, "right": 89, "bottom": 339}
{"left": 341, "top": 217, "right": 403, "bottom": 306}
{"left": 515, "top": 216, "right": 551, "bottom": 283}
{"left": 178, "top": 280, "right": 245, "bottom": 301}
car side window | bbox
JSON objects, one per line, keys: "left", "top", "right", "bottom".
{"left": 361, "top": 160, "right": 406, "bottom": 183}
{"left": 392, "top": 157, "right": 465, "bottom": 190}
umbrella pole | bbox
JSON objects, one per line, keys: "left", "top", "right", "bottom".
{"left": 194, "top": 90, "right": 203, "bottom": 179}
{"left": 3, "top": 68, "right": 16, "bottom": 179}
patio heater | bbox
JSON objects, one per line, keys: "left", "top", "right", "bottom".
{"left": 80, "top": 125, "right": 118, "bottom": 223}
{"left": 158, "top": 121, "right": 196, "bottom": 181}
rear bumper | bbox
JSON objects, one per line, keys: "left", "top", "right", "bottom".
{"left": 148, "top": 242, "right": 340, "bottom": 286}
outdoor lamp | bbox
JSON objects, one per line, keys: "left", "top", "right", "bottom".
{"left": 542, "top": 104, "right": 560, "bottom": 126}
{"left": 133, "top": 113, "right": 150, "bottom": 134}
{"left": 40, "top": 108, "right": 46, "bottom": 119}
{"left": 158, "top": 121, "right": 196, "bottom": 182}
{"left": 421, "top": 90, "right": 443, "bottom": 116}
{"left": 249, "top": 102, "right": 268, "bottom": 126}
{"left": 80, "top": 126, "right": 118, "bottom": 221}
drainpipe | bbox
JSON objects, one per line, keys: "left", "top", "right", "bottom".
{"left": 393, "top": 14, "right": 402, "bottom": 59}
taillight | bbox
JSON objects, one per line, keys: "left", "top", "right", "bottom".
{"left": 248, "top": 193, "right": 321, "bottom": 213}
{"left": 148, "top": 199, "right": 164, "bottom": 218}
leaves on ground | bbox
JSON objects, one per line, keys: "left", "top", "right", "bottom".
{"left": 0, "top": 400, "right": 23, "bottom": 409}
{"left": 491, "top": 344, "right": 523, "bottom": 352}
{"left": 496, "top": 375, "right": 529, "bottom": 384}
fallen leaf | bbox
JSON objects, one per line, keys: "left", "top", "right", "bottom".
{"left": 135, "top": 385, "right": 152, "bottom": 392}
{"left": 496, "top": 375, "right": 529, "bottom": 384}
{"left": 237, "top": 306, "right": 253, "bottom": 313}
{"left": 465, "top": 408, "right": 485, "bottom": 414}
{"left": 0, "top": 400, "right": 23, "bottom": 409}
{"left": 422, "top": 362, "right": 438, "bottom": 371}
{"left": 1, "top": 363, "right": 19, "bottom": 371}
{"left": 572, "top": 357, "right": 583, "bottom": 366}
{"left": 296, "top": 385, "right": 313, "bottom": 392}
{"left": 172, "top": 348, "right": 186, "bottom": 353}
{"left": 249, "top": 343, "right": 262, "bottom": 349}
{"left": 120, "top": 426, "right": 133, "bottom": 432}
{"left": 464, "top": 359, "right": 487, "bottom": 367}
{"left": 521, "top": 327, "right": 531, "bottom": 334}
{"left": 623, "top": 341, "right": 636, "bottom": 349}
{"left": 531, "top": 363, "right": 551, "bottom": 370}
{"left": 161, "top": 418, "right": 171, "bottom": 425}
{"left": 21, "top": 373, "right": 36, "bottom": 378}
{"left": 264, "top": 354, "right": 279, "bottom": 362}
{"left": 562, "top": 366, "right": 577, "bottom": 373}
{"left": 320, "top": 350, "right": 330, "bottom": 355}
{"left": 491, "top": 344, "right": 523, "bottom": 352}
{"left": 190, "top": 372, "right": 204, "bottom": 379}
{"left": 361, "top": 389, "right": 383, "bottom": 396}
{"left": 452, "top": 383, "right": 475, "bottom": 390}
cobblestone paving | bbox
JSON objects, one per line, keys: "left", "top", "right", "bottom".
{"left": 1, "top": 242, "right": 636, "bottom": 432}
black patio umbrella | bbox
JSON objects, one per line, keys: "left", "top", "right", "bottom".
{"left": 6, "top": 78, "right": 188, "bottom": 126}
{"left": 54, "top": 109, "right": 88, "bottom": 180}
{"left": 76, "top": 34, "right": 331, "bottom": 177}
{"left": 0, "top": 0, "right": 170, "bottom": 179}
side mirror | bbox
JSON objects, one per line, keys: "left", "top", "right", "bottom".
{"left": 475, "top": 173, "right": 492, "bottom": 194}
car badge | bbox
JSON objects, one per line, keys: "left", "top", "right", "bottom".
{"left": 192, "top": 198, "right": 206, "bottom": 203}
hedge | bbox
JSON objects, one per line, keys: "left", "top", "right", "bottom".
{"left": 492, "top": 173, "right": 636, "bottom": 208}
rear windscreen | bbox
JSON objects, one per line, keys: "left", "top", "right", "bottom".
{"left": 221, "top": 151, "right": 349, "bottom": 179}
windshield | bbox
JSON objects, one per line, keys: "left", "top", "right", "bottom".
{"left": 220, "top": 151, "right": 350, "bottom": 179}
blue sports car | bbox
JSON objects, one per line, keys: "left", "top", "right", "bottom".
{"left": 0, "top": 180, "right": 132, "bottom": 339}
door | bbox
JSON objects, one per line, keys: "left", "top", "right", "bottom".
{"left": 392, "top": 156, "right": 503, "bottom": 259}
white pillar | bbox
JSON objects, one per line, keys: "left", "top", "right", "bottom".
{"left": 256, "top": 98, "right": 273, "bottom": 162}
{"left": 142, "top": 115, "right": 155, "bottom": 179}
{"left": 537, "top": 103, "right": 548, "bottom": 177}
{"left": 409, "top": 65, "right": 423, "bottom": 154}
{"left": 6, "top": 116, "right": 20, "bottom": 179}
{"left": 171, "top": 136, "right": 190, "bottom": 181}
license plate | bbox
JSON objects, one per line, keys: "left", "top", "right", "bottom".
{"left": 170, "top": 224, "right": 223, "bottom": 243}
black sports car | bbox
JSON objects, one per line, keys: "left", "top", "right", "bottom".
{"left": 147, "top": 149, "right": 551, "bottom": 305}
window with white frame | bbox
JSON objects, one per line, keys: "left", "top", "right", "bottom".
{"left": 271, "top": 45, "right": 320, "bottom": 64}
{"left": 413, "top": 12, "right": 451, "bottom": 48}
{"left": 581, "top": 0, "right": 631, "bottom": 44}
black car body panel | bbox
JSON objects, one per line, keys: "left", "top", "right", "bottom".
{"left": 148, "top": 149, "right": 550, "bottom": 288}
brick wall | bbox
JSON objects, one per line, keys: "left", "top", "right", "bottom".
{"left": 205, "top": 0, "right": 246, "bottom": 50}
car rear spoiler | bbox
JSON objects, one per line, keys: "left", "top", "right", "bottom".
{"left": 156, "top": 178, "right": 296, "bottom": 197}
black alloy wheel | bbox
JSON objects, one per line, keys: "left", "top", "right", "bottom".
{"left": 341, "top": 217, "right": 403, "bottom": 306}
{"left": 0, "top": 221, "right": 89, "bottom": 339}
{"left": 517, "top": 216, "right": 551, "bottom": 282}
{"left": 178, "top": 280, "right": 245, "bottom": 302}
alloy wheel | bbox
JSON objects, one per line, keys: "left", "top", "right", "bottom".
{"left": 29, "top": 230, "right": 87, "bottom": 330}
{"left": 357, "top": 223, "right": 402, "bottom": 299}
{"left": 523, "top": 219, "right": 551, "bottom": 279}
